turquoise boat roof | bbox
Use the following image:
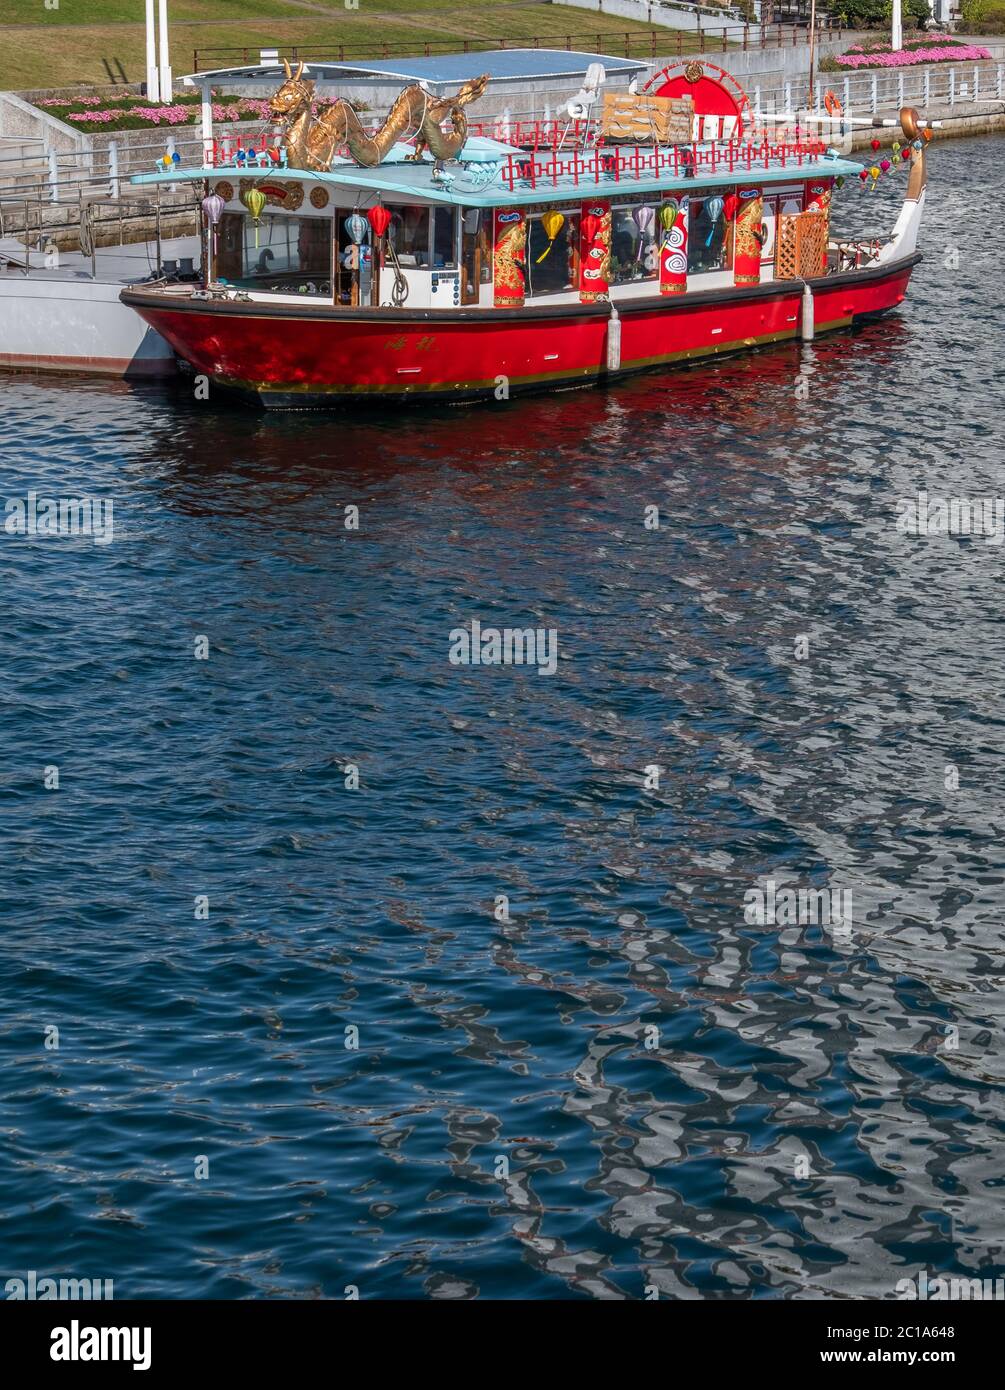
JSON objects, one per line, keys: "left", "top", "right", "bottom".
{"left": 131, "top": 146, "right": 865, "bottom": 209}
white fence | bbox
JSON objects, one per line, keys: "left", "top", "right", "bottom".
{"left": 752, "top": 58, "right": 1005, "bottom": 118}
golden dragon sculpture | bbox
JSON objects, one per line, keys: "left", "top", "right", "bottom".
{"left": 268, "top": 59, "right": 490, "bottom": 171}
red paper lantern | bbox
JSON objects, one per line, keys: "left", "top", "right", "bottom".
{"left": 871, "top": 138, "right": 881, "bottom": 151}
{"left": 901, "top": 148, "right": 911, "bottom": 160}
{"left": 268, "top": 147, "right": 280, "bottom": 163}
{"left": 723, "top": 193, "right": 739, "bottom": 222}
{"left": 367, "top": 205, "right": 391, "bottom": 238}
{"left": 858, "top": 169, "right": 869, "bottom": 181}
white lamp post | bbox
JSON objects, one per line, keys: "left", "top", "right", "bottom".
{"left": 144, "top": 0, "right": 160, "bottom": 101}
{"left": 892, "top": 0, "right": 903, "bottom": 52}
{"left": 158, "top": 0, "right": 173, "bottom": 101}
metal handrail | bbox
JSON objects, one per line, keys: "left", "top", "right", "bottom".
{"left": 752, "top": 55, "right": 1005, "bottom": 117}
{"left": 191, "top": 22, "right": 842, "bottom": 71}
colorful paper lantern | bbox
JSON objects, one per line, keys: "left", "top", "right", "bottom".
{"left": 632, "top": 205, "right": 654, "bottom": 262}
{"left": 535, "top": 209, "right": 565, "bottom": 263}
{"left": 201, "top": 193, "right": 225, "bottom": 226}
{"left": 245, "top": 186, "right": 266, "bottom": 247}
{"left": 345, "top": 212, "right": 368, "bottom": 245}
{"left": 367, "top": 205, "right": 391, "bottom": 238}
{"left": 704, "top": 196, "right": 724, "bottom": 247}
{"left": 201, "top": 192, "right": 225, "bottom": 266}
{"left": 659, "top": 200, "right": 678, "bottom": 231}
{"left": 871, "top": 138, "right": 881, "bottom": 152}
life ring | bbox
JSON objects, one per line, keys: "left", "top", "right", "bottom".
{"left": 824, "top": 90, "right": 842, "bottom": 117}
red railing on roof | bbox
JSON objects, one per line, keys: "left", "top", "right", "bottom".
{"left": 499, "top": 139, "right": 827, "bottom": 193}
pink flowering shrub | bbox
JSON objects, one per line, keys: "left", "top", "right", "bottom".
{"left": 34, "top": 91, "right": 279, "bottom": 131}
{"left": 835, "top": 43, "right": 992, "bottom": 66}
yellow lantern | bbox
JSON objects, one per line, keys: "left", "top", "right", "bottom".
{"left": 535, "top": 210, "right": 565, "bottom": 263}
{"left": 244, "top": 186, "right": 266, "bottom": 247}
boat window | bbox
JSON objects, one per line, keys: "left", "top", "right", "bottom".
{"left": 526, "top": 211, "right": 579, "bottom": 298}
{"left": 216, "top": 211, "right": 332, "bottom": 294}
{"left": 688, "top": 193, "right": 728, "bottom": 274}
{"left": 432, "top": 207, "right": 457, "bottom": 269}
{"left": 609, "top": 205, "right": 658, "bottom": 285}
{"left": 388, "top": 206, "right": 431, "bottom": 267}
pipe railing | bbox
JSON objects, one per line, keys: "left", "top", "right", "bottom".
{"left": 752, "top": 58, "right": 1005, "bottom": 121}
{"left": 191, "top": 23, "right": 842, "bottom": 71}
{"left": 500, "top": 135, "right": 828, "bottom": 192}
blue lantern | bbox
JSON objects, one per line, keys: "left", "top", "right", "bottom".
{"left": 345, "top": 212, "right": 368, "bottom": 245}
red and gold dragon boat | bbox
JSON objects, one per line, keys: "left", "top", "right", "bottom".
{"left": 120, "top": 57, "right": 930, "bottom": 408}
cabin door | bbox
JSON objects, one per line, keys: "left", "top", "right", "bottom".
{"left": 461, "top": 209, "right": 489, "bottom": 307}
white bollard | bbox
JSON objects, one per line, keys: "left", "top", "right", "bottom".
{"left": 800, "top": 284, "right": 814, "bottom": 342}
{"left": 48, "top": 148, "right": 59, "bottom": 203}
{"left": 607, "top": 302, "right": 622, "bottom": 371}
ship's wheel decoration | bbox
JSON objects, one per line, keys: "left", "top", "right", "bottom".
{"left": 642, "top": 60, "right": 751, "bottom": 141}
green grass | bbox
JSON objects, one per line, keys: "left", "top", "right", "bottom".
{"left": 3, "top": 2, "right": 672, "bottom": 90}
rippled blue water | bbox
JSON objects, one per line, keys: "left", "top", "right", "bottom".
{"left": 2, "top": 136, "right": 1003, "bottom": 1300}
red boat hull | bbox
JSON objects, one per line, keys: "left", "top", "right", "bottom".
{"left": 121, "top": 254, "right": 920, "bottom": 408}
